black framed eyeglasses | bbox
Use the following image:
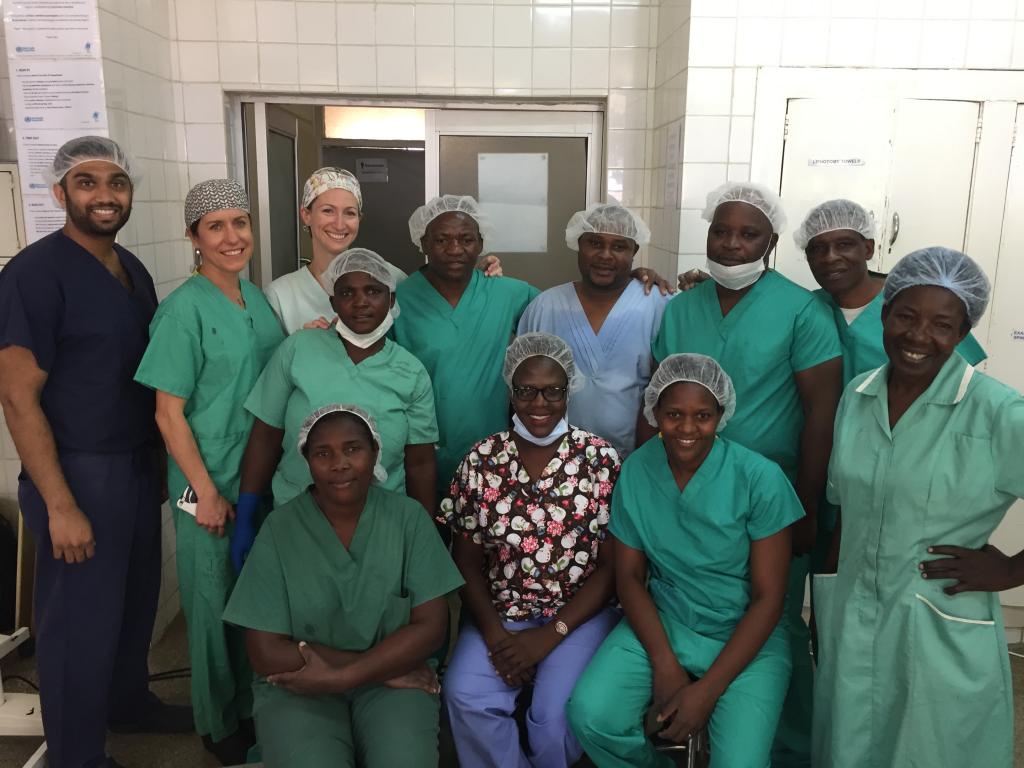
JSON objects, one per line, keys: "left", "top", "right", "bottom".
{"left": 512, "top": 385, "right": 568, "bottom": 403}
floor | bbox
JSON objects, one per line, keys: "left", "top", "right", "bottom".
{"left": 1, "top": 618, "right": 1023, "bottom": 767}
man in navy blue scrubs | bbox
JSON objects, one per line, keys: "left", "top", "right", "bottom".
{"left": 0, "top": 137, "right": 192, "bottom": 768}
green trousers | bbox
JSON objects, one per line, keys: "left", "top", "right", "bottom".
{"left": 254, "top": 680, "right": 440, "bottom": 768}
{"left": 770, "top": 554, "right": 813, "bottom": 768}
{"left": 568, "top": 616, "right": 790, "bottom": 768}
{"left": 174, "top": 505, "right": 253, "bottom": 741}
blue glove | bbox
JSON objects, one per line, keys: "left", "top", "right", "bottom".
{"left": 230, "top": 492, "right": 261, "bottom": 573}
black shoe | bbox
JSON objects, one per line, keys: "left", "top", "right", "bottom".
{"left": 109, "top": 701, "right": 194, "bottom": 734}
{"left": 101, "top": 759, "right": 130, "bottom": 768}
{"left": 202, "top": 729, "right": 256, "bottom": 766}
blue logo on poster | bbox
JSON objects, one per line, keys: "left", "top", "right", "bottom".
{"left": 92, "top": 111, "right": 100, "bottom": 121}
{"left": 25, "top": 117, "right": 42, "bottom": 123}
{"left": 15, "top": 46, "right": 35, "bottom": 53}
{"left": 85, "top": 42, "right": 92, "bottom": 52}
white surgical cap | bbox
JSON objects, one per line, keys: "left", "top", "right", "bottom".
{"left": 643, "top": 353, "right": 736, "bottom": 430}
{"left": 319, "top": 248, "right": 400, "bottom": 319}
{"left": 882, "top": 247, "right": 991, "bottom": 328}
{"left": 302, "top": 167, "right": 363, "bottom": 212}
{"left": 408, "top": 195, "right": 491, "bottom": 252}
{"left": 565, "top": 202, "right": 651, "bottom": 251}
{"left": 297, "top": 403, "right": 388, "bottom": 484}
{"left": 702, "top": 181, "right": 787, "bottom": 234}
{"left": 793, "top": 199, "right": 875, "bottom": 250}
{"left": 46, "top": 135, "right": 141, "bottom": 187}
{"left": 502, "top": 333, "right": 584, "bottom": 395}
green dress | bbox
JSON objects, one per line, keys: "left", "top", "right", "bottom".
{"left": 134, "top": 273, "right": 284, "bottom": 740}
{"left": 651, "top": 270, "right": 842, "bottom": 768}
{"left": 244, "top": 330, "right": 438, "bottom": 505}
{"left": 813, "top": 353, "right": 1024, "bottom": 768}
{"left": 223, "top": 487, "right": 465, "bottom": 768}
{"left": 393, "top": 269, "right": 538, "bottom": 492}
{"left": 568, "top": 436, "right": 804, "bottom": 768}
{"left": 812, "top": 288, "right": 987, "bottom": 386}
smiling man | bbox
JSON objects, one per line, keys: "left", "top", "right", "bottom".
{"left": 794, "top": 198, "right": 986, "bottom": 387}
{"left": 517, "top": 203, "right": 669, "bottom": 457}
{"left": 0, "top": 137, "right": 191, "bottom": 768}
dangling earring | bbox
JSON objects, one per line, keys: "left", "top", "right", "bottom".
{"left": 193, "top": 247, "right": 202, "bottom": 272}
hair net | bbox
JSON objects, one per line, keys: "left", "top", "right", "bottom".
{"left": 297, "top": 403, "right": 388, "bottom": 484}
{"left": 408, "top": 195, "right": 491, "bottom": 252}
{"left": 319, "top": 248, "right": 401, "bottom": 318}
{"left": 882, "top": 247, "right": 991, "bottom": 328}
{"left": 643, "top": 353, "right": 736, "bottom": 431}
{"left": 564, "top": 202, "right": 651, "bottom": 251}
{"left": 502, "top": 333, "right": 584, "bottom": 395}
{"left": 184, "top": 178, "right": 250, "bottom": 228}
{"left": 302, "top": 167, "right": 363, "bottom": 212}
{"left": 701, "top": 181, "right": 787, "bottom": 234}
{"left": 793, "top": 199, "right": 875, "bottom": 250}
{"left": 46, "top": 135, "right": 141, "bottom": 187}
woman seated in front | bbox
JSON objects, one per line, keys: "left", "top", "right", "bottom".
{"left": 438, "top": 332, "right": 622, "bottom": 768}
{"left": 568, "top": 354, "right": 803, "bottom": 768}
{"left": 223, "top": 404, "right": 463, "bottom": 768}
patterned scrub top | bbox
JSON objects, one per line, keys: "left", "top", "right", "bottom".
{"left": 438, "top": 427, "right": 621, "bottom": 620}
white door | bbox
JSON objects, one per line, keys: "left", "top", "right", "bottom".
{"left": 776, "top": 98, "right": 981, "bottom": 288}
{"left": 984, "top": 104, "right": 1024, "bottom": 609}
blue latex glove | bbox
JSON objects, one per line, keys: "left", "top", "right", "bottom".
{"left": 230, "top": 492, "right": 261, "bottom": 573}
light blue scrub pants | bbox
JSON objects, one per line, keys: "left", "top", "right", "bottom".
{"left": 444, "top": 607, "right": 620, "bottom": 768}
{"left": 568, "top": 616, "right": 791, "bottom": 768}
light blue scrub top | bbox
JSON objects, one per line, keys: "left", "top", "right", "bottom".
{"left": 517, "top": 280, "right": 669, "bottom": 457}
{"left": 652, "top": 271, "right": 842, "bottom": 482}
{"left": 813, "top": 289, "right": 987, "bottom": 386}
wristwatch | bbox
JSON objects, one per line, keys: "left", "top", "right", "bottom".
{"left": 553, "top": 619, "right": 569, "bottom": 637}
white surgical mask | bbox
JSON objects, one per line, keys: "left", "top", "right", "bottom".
{"left": 511, "top": 414, "right": 569, "bottom": 447}
{"left": 334, "top": 312, "right": 393, "bottom": 349}
{"left": 706, "top": 240, "right": 774, "bottom": 291}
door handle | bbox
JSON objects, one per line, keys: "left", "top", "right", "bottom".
{"left": 888, "top": 211, "right": 900, "bottom": 248}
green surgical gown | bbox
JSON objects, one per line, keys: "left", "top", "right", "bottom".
{"left": 393, "top": 270, "right": 538, "bottom": 491}
{"left": 134, "top": 273, "right": 284, "bottom": 740}
{"left": 813, "top": 289, "right": 987, "bottom": 386}
{"left": 569, "top": 436, "right": 804, "bottom": 768}
{"left": 223, "top": 487, "right": 464, "bottom": 768}
{"left": 814, "top": 353, "right": 1024, "bottom": 768}
{"left": 244, "top": 330, "right": 438, "bottom": 505}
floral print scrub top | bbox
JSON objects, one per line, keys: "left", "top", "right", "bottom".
{"left": 439, "top": 427, "right": 621, "bottom": 620}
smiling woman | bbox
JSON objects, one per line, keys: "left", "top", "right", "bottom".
{"left": 133, "top": 178, "right": 285, "bottom": 764}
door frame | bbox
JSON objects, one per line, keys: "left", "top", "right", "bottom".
{"left": 232, "top": 96, "right": 604, "bottom": 287}
{"left": 752, "top": 68, "right": 1024, "bottom": 311}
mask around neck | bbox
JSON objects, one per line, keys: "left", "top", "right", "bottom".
{"left": 334, "top": 311, "right": 393, "bottom": 349}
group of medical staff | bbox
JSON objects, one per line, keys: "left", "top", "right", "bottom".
{"left": 0, "top": 134, "right": 1021, "bottom": 768}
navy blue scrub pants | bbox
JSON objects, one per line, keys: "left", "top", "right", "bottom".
{"left": 19, "top": 448, "right": 163, "bottom": 768}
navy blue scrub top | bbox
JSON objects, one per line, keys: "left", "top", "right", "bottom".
{"left": 0, "top": 230, "right": 159, "bottom": 453}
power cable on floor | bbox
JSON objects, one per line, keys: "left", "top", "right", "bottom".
{"left": 4, "top": 674, "right": 39, "bottom": 691}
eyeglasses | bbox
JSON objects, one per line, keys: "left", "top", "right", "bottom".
{"left": 512, "top": 385, "right": 568, "bottom": 402}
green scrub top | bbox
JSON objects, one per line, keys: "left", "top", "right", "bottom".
{"left": 813, "top": 289, "right": 987, "bottom": 386}
{"left": 223, "top": 486, "right": 464, "bottom": 652}
{"left": 652, "top": 271, "right": 841, "bottom": 482}
{"left": 244, "top": 330, "right": 438, "bottom": 504}
{"left": 135, "top": 274, "right": 284, "bottom": 502}
{"left": 265, "top": 263, "right": 409, "bottom": 335}
{"left": 393, "top": 270, "right": 539, "bottom": 489}
{"left": 814, "top": 353, "right": 1024, "bottom": 768}
{"left": 610, "top": 436, "right": 804, "bottom": 642}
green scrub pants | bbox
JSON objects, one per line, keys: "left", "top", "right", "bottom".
{"left": 174, "top": 505, "right": 253, "bottom": 741}
{"left": 567, "top": 618, "right": 790, "bottom": 768}
{"left": 254, "top": 680, "right": 440, "bottom": 768}
{"left": 771, "top": 554, "right": 813, "bottom": 768}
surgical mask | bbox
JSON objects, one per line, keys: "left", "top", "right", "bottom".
{"left": 706, "top": 241, "right": 773, "bottom": 291}
{"left": 334, "top": 312, "right": 393, "bottom": 349}
{"left": 511, "top": 414, "right": 569, "bottom": 447}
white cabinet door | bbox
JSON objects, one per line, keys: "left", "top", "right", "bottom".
{"left": 777, "top": 98, "right": 894, "bottom": 290}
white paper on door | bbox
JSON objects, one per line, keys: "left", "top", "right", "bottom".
{"left": 477, "top": 153, "right": 548, "bottom": 253}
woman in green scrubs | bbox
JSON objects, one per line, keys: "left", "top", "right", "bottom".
{"left": 814, "top": 247, "right": 1024, "bottom": 768}
{"left": 134, "top": 179, "right": 284, "bottom": 764}
{"left": 569, "top": 353, "right": 804, "bottom": 768}
{"left": 223, "top": 404, "right": 464, "bottom": 768}
{"left": 239, "top": 248, "right": 438, "bottom": 512}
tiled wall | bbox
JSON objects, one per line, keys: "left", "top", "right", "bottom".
{"left": 0, "top": 23, "right": 14, "bottom": 162}
{"left": 672, "top": 0, "right": 1024, "bottom": 272}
